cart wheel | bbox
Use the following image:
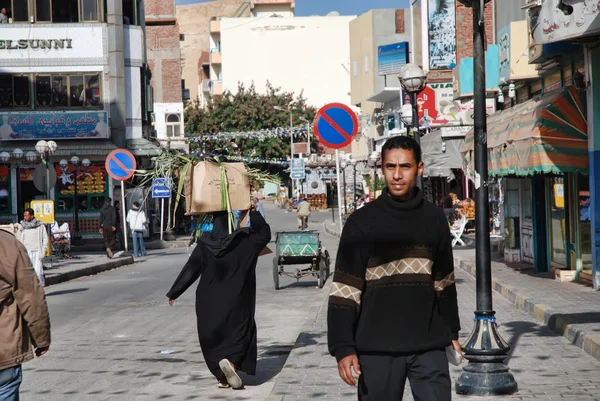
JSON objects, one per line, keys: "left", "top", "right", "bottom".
{"left": 273, "top": 256, "right": 280, "bottom": 290}
{"left": 318, "top": 259, "right": 327, "bottom": 289}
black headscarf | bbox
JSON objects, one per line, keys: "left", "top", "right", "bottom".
{"left": 198, "top": 211, "right": 250, "bottom": 258}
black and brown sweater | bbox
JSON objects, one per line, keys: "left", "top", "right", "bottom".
{"left": 327, "top": 188, "right": 460, "bottom": 361}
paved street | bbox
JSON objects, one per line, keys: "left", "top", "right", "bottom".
{"left": 20, "top": 203, "right": 338, "bottom": 401}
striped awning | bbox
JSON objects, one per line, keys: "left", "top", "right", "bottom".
{"left": 462, "top": 86, "right": 588, "bottom": 178}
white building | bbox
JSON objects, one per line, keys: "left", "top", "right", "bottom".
{"left": 0, "top": 1, "right": 158, "bottom": 240}
{"left": 206, "top": 3, "right": 354, "bottom": 109}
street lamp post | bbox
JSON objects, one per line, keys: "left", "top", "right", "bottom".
{"left": 275, "top": 106, "right": 295, "bottom": 199}
{"left": 350, "top": 160, "right": 365, "bottom": 205}
{"left": 35, "top": 140, "right": 58, "bottom": 199}
{"left": 399, "top": 63, "right": 427, "bottom": 189}
{"left": 370, "top": 151, "right": 380, "bottom": 199}
{"left": 340, "top": 159, "right": 348, "bottom": 215}
{"left": 59, "top": 156, "right": 91, "bottom": 240}
{"left": 300, "top": 117, "right": 311, "bottom": 155}
{"left": 455, "top": 0, "right": 518, "bottom": 396}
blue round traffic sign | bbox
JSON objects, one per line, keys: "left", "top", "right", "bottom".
{"left": 105, "top": 149, "right": 137, "bottom": 181}
{"left": 313, "top": 103, "right": 359, "bottom": 149}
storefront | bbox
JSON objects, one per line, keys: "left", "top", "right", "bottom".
{"left": 463, "top": 86, "right": 589, "bottom": 277}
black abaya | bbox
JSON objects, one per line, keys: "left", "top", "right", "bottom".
{"left": 166, "top": 211, "right": 271, "bottom": 381}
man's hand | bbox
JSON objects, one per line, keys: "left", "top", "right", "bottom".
{"left": 35, "top": 346, "right": 49, "bottom": 357}
{"left": 452, "top": 340, "right": 464, "bottom": 363}
{"left": 99, "top": 229, "right": 103, "bottom": 235}
{"left": 337, "top": 354, "right": 361, "bottom": 386}
{"left": 112, "top": 226, "right": 117, "bottom": 232}
{"left": 168, "top": 299, "right": 175, "bottom": 307}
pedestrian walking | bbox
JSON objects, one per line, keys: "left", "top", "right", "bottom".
{"left": 166, "top": 210, "right": 271, "bottom": 390}
{"left": 127, "top": 202, "right": 147, "bottom": 258}
{"left": 327, "top": 136, "right": 462, "bottom": 401}
{"left": 297, "top": 199, "right": 310, "bottom": 230}
{"left": 0, "top": 229, "right": 51, "bottom": 400}
{"left": 15, "top": 208, "right": 48, "bottom": 287}
{"left": 99, "top": 197, "right": 117, "bottom": 259}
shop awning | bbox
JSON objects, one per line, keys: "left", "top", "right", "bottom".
{"left": 462, "top": 86, "right": 588, "bottom": 177}
{"left": 421, "top": 129, "right": 465, "bottom": 178}
{"left": 127, "top": 138, "right": 162, "bottom": 157}
{"left": 0, "top": 139, "right": 118, "bottom": 158}
{"left": 366, "top": 87, "right": 402, "bottom": 103}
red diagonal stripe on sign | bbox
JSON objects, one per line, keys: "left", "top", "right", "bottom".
{"left": 317, "top": 109, "right": 351, "bottom": 140}
{"left": 110, "top": 154, "right": 133, "bottom": 174}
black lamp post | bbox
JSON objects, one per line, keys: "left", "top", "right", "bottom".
{"left": 59, "top": 156, "right": 91, "bottom": 241}
{"left": 455, "top": 0, "right": 518, "bottom": 396}
{"left": 370, "top": 151, "right": 380, "bottom": 199}
{"left": 399, "top": 63, "right": 427, "bottom": 189}
{"left": 350, "top": 160, "right": 365, "bottom": 206}
{"left": 35, "top": 140, "right": 58, "bottom": 199}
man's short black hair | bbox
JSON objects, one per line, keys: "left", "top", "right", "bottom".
{"left": 24, "top": 208, "right": 34, "bottom": 216}
{"left": 105, "top": 197, "right": 112, "bottom": 204}
{"left": 381, "top": 135, "right": 422, "bottom": 164}
{"left": 133, "top": 201, "right": 140, "bottom": 208}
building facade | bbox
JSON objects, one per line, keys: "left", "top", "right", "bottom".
{"left": 145, "top": 0, "right": 187, "bottom": 152}
{"left": 0, "top": 0, "right": 156, "bottom": 241}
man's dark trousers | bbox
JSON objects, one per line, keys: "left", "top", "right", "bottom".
{"left": 103, "top": 229, "right": 116, "bottom": 251}
{"left": 358, "top": 349, "right": 451, "bottom": 401}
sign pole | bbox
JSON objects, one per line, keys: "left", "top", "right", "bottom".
{"left": 121, "top": 180, "right": 128, "bottom": 252}
{"left": 335, "top": 150, "right": 343, "bottom": 231}
{"left": 160, "top": 198, "right": 165, "bottom": 241}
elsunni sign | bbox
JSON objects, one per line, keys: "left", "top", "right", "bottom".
{"left": 0, "top": 39, "right": 73, "bottom": 50}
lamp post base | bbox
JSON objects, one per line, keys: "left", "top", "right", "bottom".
{"left": 455, "top": 313, "right": 518, "bottom": 396}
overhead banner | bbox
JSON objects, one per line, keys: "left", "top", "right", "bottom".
{"left": 377, "top": 42, "right": 409, "bottom": 76}
{"left": 428, "top": 0, "right": 456, "bottom": 70}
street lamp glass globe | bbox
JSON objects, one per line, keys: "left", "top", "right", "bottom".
{"left": 400, "top": 104, "right": 413, "bottom": 126}
{"left": 82, "top": 158, "right": 91, "bottom": 167}
{"left": 398, "top": 63, "right": 427, "bottom": 93}
{"left": 26, "top": 151, "right": 38, "bottom": 163}
{"left": 59, "top": 159, "right": 69, "bottom": 169}
{"left": 70, "top": 156, "right": 80, "bottom": 166}
{"left": 340, "top": 160, "right": 347, "bottom": 169}
{"left": 47, "top": 140, "right": 58, "bottom": 153}
{"left": 35, "top": 140, "right": 48, "bottom": 154}
{"left": 0, "top": 152, "right": 10, "bottom": 163}
{"left": 13, "top": 148, "right": 23, "bottom": 159}
{"left": 370, "top": 151, "right": 380, "bottom": 164}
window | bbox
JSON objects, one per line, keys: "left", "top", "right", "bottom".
{"left": 122, "top": 0, "right": 135, "bottom": 24}
{"left": 4, "top": 0, "right": 30, "bottom": 22}
{"left": 35, "top": 75, "right": 52, "bottom": 107}
{"left": 52, "top": 0, "right": 79, "bottom": 22}
{"left": 80, "top": 0, "right": 98, "bottom": 21}
{"left": 85, "top": 74, "right": 101, "bottom": 106}
{"left": 70, "top": 76, "right": 84, "bottom": 107}
{"left": 0, "top": 75, "right": 13, "bottom": 108}
{"left": 364, "top": 54, "right": 369, "bottom": 73}
{"left": 180, "top": 34, "right": 185, "bottom": 41}
{"left": 353, "top": 60, "right": 358, "bottom": 77}
{"left": 13, "top": 76, "right": 30, "bottom": 107}
{"left": 166, "top": 114, "right": 181, "bottom": 137}
{"left": 35, "top": 0, "right": 51, "bottom": 21}
{"left": 52, "top": 75, "right": 68, "bottom": 107}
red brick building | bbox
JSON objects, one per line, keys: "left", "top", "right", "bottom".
{"left": 145, "top": 0, "right": 187, "bottom": 152}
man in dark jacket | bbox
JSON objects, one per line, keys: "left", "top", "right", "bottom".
{"left": 0, "top": 229, "right": 51, "bottom": 400}
{"left": 99, "top": 197, "right": 117, "bottom": 258}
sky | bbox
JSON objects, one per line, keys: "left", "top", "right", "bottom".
{"left": 174, "top": 0, "right": 411, "bottom": 16}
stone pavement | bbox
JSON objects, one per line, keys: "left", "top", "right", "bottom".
{"left": 268, "top": 267, "right": 600, "bottom": 401}
{"left": 454, "top": 248, "right": 600, "bottom": 362}
{"left": 44, "top": 252, "right": 134, "bottom": 286}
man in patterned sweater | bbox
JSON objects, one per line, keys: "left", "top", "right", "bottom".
{"left": 327, "top": 136, "right": 462, "bottom": 401}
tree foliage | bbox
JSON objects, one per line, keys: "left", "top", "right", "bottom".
{"left": 185, "top": 82, "right": 318, "bottom": 160}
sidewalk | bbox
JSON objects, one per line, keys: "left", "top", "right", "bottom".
{"left": 44, "top": 253, "right": 134, "bottom": 286}
{"left": 269, "top": 264, "right": 600, "bottom": 400}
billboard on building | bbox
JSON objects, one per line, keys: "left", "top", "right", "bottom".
{"left": 428, "top": 0, "right": 456, "bottom": 70}
{"left": 416, "top": 82, "right": 496, "bottom": 127}
{"left": 0, "top": 111, "right": 109, "bottom": 140}
{"left": 377, "top": 42, "right": 409, "bottom": 76}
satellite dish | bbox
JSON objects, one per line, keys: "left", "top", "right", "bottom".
{"left": 327, "top": 11, "right": 340, "bottom": 16}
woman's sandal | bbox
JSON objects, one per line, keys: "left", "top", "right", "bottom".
{"left": 218, "top": 359, "right": 243, "bottom": 389}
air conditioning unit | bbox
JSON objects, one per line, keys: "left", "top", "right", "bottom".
{"left": 310, "top": 154, "right": 318, "bottom": 163}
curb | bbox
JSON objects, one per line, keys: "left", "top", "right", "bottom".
{"left": 45, "top": 256, "right": 135, "bottom": 286}
{"left": 267, "top": 289, "right": 329, "bottom": 401}
{"left": 455, "top": 257, "right": 600, "bottom": 363}
{"left": 323, "top": 222, "right": 341, "bottom": 238}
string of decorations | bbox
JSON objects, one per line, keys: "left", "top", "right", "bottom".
{"left": 187, "top": 126, "right": 310, "bottom": 142}
{"left": 192, "top": 151, "right": 291, "bottom": 166}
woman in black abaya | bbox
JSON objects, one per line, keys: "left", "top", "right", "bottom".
{"left": 166, "top": 210, "right": 271, "bottom": 389}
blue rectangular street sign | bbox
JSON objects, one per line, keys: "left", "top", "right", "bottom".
{"left": 291, "top": 158, "right": 305, "bottom": 180}
{"left": 152, "top": 178, "right": 172, "bottom": 199}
